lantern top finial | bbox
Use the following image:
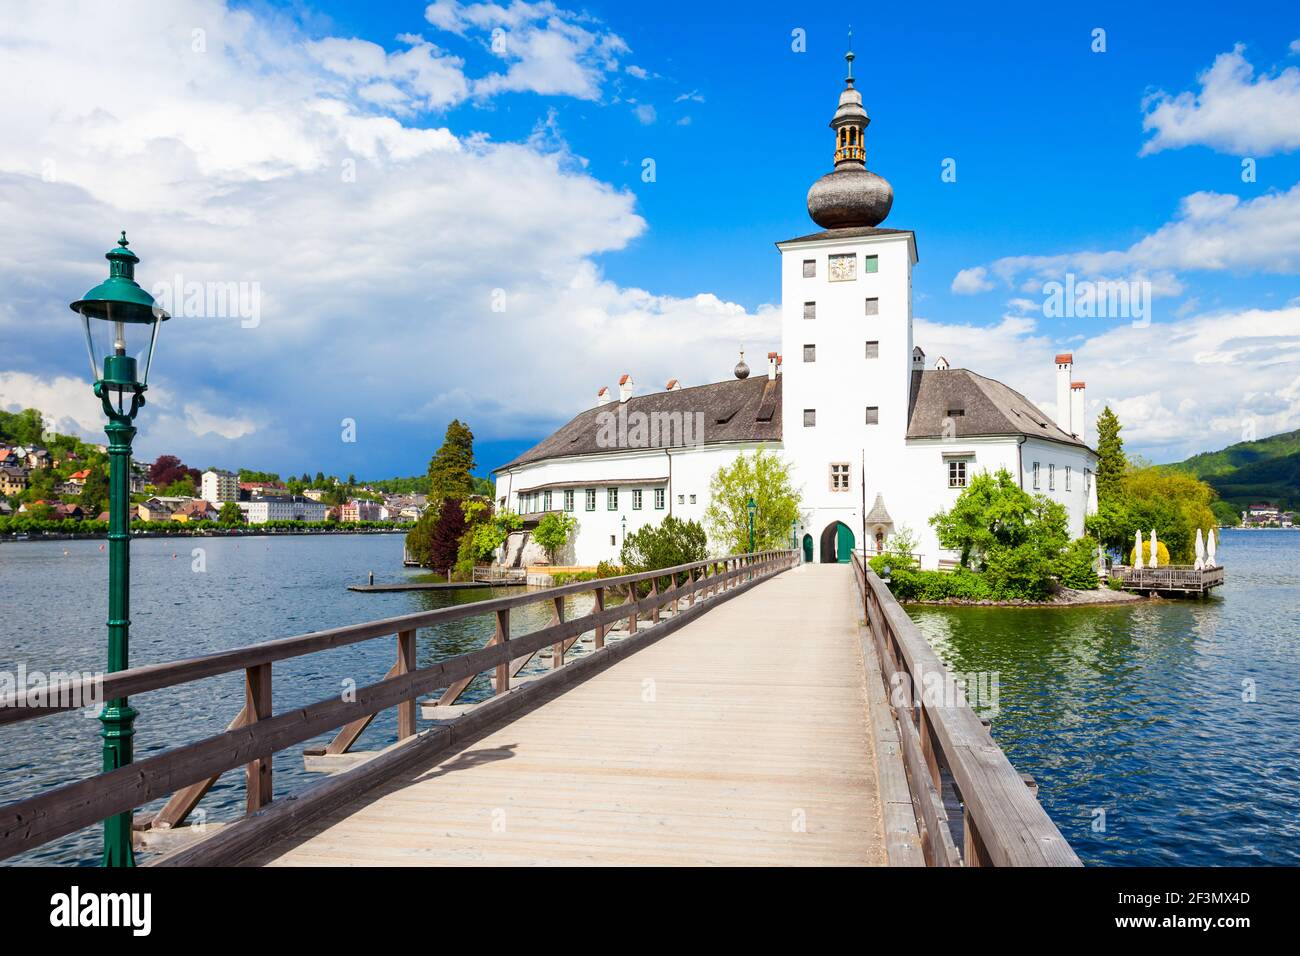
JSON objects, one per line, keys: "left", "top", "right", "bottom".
{"left": 70, "top": 231, "right": 165, "bottom": 323}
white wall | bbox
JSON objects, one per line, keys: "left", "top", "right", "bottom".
{"left": 494, "top": 442, "right": 770, "bottom": 566}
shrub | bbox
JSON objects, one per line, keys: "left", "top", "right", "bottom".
{"left": 1055, "top": 538, "right": 1100, "bottom": 589}
{"left": 1127, "top": 540, "right": 1171, "bottom": 567}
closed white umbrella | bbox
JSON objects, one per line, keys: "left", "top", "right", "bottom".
{"left": 1134, "top": 529, "right": 1143, "bottom": 568}
{"left": 1207, "top": 528, "right": 1217, "bottom": 567}
{"left": 1194, "top": 528, "right": 1205, "bottom": 570}
{"left": 1149, "top": 528, "right": 1158, "bottom": 568}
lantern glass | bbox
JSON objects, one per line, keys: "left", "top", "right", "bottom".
{"left": 78, "top": 304, "right": 163, "bottom": 390}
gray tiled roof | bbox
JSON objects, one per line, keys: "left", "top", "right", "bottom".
{"left": 777, "top": 226, "right": 916, "bottom": 248}
{"left": 497, "top": 376, "right": 783, "bottom": 471}
{"left": 906, "top": 369, "right": 1088, "bottom": 448}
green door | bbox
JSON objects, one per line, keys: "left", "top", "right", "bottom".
{"left": 802, "top": 533, "right": 813, "bottom": 563}
{"left": 836, "top": 523, "right": 855, "bottom": 563}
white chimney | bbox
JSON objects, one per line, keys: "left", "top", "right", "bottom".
{"left": 665, "top": 378, "right": 681, "bottom": 391}
{"left": 912, "top": 346, "right": 925, "bottom": 371}
{"left": 618, "top": 373, "right": 635, "bottom": 402}
{"left": 1071, "top": 381, "right": 1086, "bottom": 440}
{"left": 767, "top": 351, "right": 778, "bottom": 380}
{"left": 596, "top": 386, "right": 611, "bottom": 407}
{"left": 1054, "top": 352, "right": 1073, "bottom": 432}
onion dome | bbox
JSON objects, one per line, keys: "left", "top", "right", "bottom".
{"left": 806, "top": 38, "right": 894, "bottom": 229}
{"left": 734, "top": 348, "right": 750, "bottom": 380}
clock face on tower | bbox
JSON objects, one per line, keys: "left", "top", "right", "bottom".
{"left": 828, "top": 253, "right": 857, "bottom": 282}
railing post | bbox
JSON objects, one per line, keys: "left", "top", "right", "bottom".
{"left": 627, "top": 583, "right": 638, "bottom": 634}
{"left": 396, "top": 629, "right": 416, "bottom": 739}
{"left": 594, "top": 586, "right": 606, "bottom": 649}
{"left": 493, "top": 608, "right": 510, "bottom": 695}
{"left": 244, "top": 663, "right": 272, "bottom": 813}
{"left": 551, "top": 595, "right": 565, "bottom": 669}
{"left": 687, "top": 569, "right": 695, "bottom": 606}
{"left": 650, "top": 576, "right": 660, "bottom": 623}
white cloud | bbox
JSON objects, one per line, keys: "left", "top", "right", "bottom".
{"left": 1142, "top": 44, "right": 1300, "bottom": 156}
{"left": 183, "top": 404, "right": 257, "bottom": 441}
{"left": 632, "top": 103, "right": 657, "bottom": 125}
{"left": 675, "top": 90, "right": 704, "bottom": 103}
{"left": 306, "top": 36, "right": 470, "bottom": 112}
{"left": 0, "top": 372, "right": 103, "bottom": 440}
{"left": 914, "top": 306, "right": 1300, "bottom": 459}
{"left": 626, "top": 64, "right": 648, "bottom": 79}
{"left": 425, "top": 0, "right": 630, "bottom": 101}
{"left": 961, "top": 182, "right": 1300, "bottom": 296}
{"left": 951, "top": 266, "right": 994, "bottom": 295}
{"left": 0, "top": 0, "right": 768, "bottom": 474}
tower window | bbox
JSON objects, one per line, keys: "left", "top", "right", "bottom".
{"left": 1048, "top": 464, "right": 1056, "bottom": 491}
{"left": 865, "top": 406, "right": 879, "bottom": 425}
{"left": 803, "top": 301, "right": 816, "bottom": 320}
{"left": 865, "top": 340, "right": 879, "bottom": 359}
{"left": 802, "top": 259, "right": 816, "bottom": 278}
{"left": 803, "top": 409, "right": 816, "bottom": 427}
{"left": 864, "top": 297, "right": 879, "bottom": 316}
{"left": 1032, "top": 463, "right": 1040, "bottom": 489}
{"left": 948, "top": 459, "right": 968, "bottom": 488}
{"left": 803, "top": 344, "right": 815, "bottom": 362}
{"left": 1065, "top": 466, "right": 1072, "bottom": 491}
{"left": 865, "top": 255, "right": 879, "bottom": 274}
{"left": 830, "top": 463, "right": 850, "bottom": 492}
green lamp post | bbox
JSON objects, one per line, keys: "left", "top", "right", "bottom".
{"left": 791, "top": 518, "right": 797, "bottom": 554}
{"left": 70, "top": 232, "right": 169, "bottom": 867}
{"left": 746, "top": 497, "right": 757, "bottom": 553}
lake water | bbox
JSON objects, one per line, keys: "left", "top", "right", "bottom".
{"left": 908, "top": 528, "right": 1300, "bottom": 866}
{"left": 3, "top": 530, "right": 1297, "bottom": 866}
{"left": 0, "top": 533, "right": 585, "bottom": 866}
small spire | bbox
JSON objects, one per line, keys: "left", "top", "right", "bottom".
{"left": 118, "top": 231, "right": 129, "bottom": 248}
{"left": 845, "top": 26, "right": 855, "bottom": 86}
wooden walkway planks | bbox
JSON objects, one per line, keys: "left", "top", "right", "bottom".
{"left": 248, "top": 563, "right": 886, "bottom": 867}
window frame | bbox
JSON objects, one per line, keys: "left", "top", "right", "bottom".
{"left": 563, "top": 489, "right": 574, "bottom": 512}
{"left": 585, "top": 488, "right": 596, "bottom": 511}
{"left": 607, "top": 487, "right": 619, "bottom": 511}
{"left": 864, "top": 254, "right": 879, "bottom": 274}
{"left": 1048, "top": 464, "right": 1056, "bottom": 491}
{"left": 803, "top": 300, "right": 816, "bottom": 321}
{"left": 1032, "top": 462, "right": 1040, "bottom": 489}
{"left": 865, "top": 406, "right": 879, "bottom": 425}
{"left": 864, "top": 297, "right": 879, "bottom": 316}
{"left": 803, "top": 408, "right": 816, "bottom": 427}
{"left": 865, "top": 340, "right": 879, "bottom": 359}
{"left": 829, "top": 462, "right": 851, "bottom": 492}
{"left": 632, "top": 488, "right": 643, "bottom": 510}
{"left": 654, "top": 488, "right": 665, "bottom": 510}
{"left": 948, "top": 459, "right": 968, "bottom": 489}
{"left": 802, "top": 259, "right": 816, "bottom": 278}
{"left": 803, "top": 343, "right": 816, "bottom": 363}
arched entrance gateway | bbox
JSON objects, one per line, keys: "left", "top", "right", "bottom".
{"left": 818, "top": 521, "right": 855, "bottom": 563}
{"left": 802, "top": 533, "right": 814, "bottom": 563}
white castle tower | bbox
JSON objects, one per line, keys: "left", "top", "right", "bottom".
{"left": 778, "top": 43, "right": 917, "bottom": 561}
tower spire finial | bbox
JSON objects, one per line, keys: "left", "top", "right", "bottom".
{"left": 845, "top": 26, "right": 855, "bottom": 86}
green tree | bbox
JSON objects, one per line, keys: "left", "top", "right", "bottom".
{"left": 162, "top": 474, "right": 197, "bottom": 497}
{"left": 532, "top": 512, "right": 578, "bottom": 564}
{"left": 218, "top": 501, "right": 244, "bottom": 525}
{"left": 703, "top": 450, "right": 802, "bottom": 553}
{"left": 1095, "top": 406, "right": 1126, "bottom": 503}
{"left": 427, "top": 419, "right": 476, "bottom": 502}
{"left": 930, "top": 468, "right": 1070, "bottom": 599}
{"left": 0, "top": 407, "right": 47, "bottom": 445}
{"left": 620, "top": 516, "right": 709, "bottom": 587}
{"left": 77, "top": 467, "right": 109, "bottom": 517}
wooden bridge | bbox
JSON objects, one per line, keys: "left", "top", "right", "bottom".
{"left": 0, "top": 550, "right": 1078, "bottom": 867}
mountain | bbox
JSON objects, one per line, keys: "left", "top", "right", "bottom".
{"left": 1163, "top": 428, "right": 1300, "bottom": 512}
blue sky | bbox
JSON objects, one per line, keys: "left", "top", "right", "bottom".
{"left": 2, "top": 0, "right": 1299, "bottom": 478}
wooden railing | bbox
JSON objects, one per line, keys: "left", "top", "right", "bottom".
{"left": 850, "top": 551, "right": 1080, "bottom": 866}
{"left": 1108, "top": 564, "right": 1224, "bottom": 593}
{"left": 0, "top": 550, "right": 796, "bottom": 863}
